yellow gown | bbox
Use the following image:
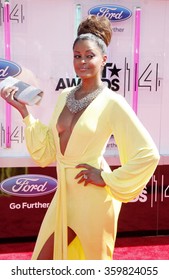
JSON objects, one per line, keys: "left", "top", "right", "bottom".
{"left": 23, "top": 87, "right": 159, "bottom": 260}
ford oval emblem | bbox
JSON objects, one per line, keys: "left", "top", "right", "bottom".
{"left": 0, "top": 59, "right": 22, "bottom": 80}
{"left": 0, "top": 174, "right": 57, "bottom": 197}
{"left": 88, "top": 5, "right": 132, "bottom": 22}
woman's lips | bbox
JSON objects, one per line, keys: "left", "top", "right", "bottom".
{"left": 79, "top": 67, "right": 88, "bottom": 71}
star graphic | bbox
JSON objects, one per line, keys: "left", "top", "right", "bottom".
{"left": 109, "top": 64, "right": 121, "bottom": 77}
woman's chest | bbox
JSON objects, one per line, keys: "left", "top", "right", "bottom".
{"left": 56, "top": 105, "right": 85, "bottom": 135}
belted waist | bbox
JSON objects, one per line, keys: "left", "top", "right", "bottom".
{"left": 57, "top": 158, "right": 79, "bottom": 168}
{"left": 57, "top": 155, "right": 101, "bottom": 170}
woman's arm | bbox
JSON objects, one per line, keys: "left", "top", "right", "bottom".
{"left": 0, "top": 86, "right": 29, "bottom": 118}
{"left": 101, "top": 94, "right": 160, "bottom": 202}
{"left": 0, "top": 86, "right": 56, "bottom": 167}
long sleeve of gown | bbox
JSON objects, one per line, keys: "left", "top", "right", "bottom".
{"left": 23, "top": 114, "right": 56, "bottom": 167}
{"left": 101, "top": 94, "right": 160, "bottom": 203}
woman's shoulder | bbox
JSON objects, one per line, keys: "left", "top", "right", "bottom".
{"left": 56, "top": 86, "right": 75, "bottom": 102}
{"left": 103, "top": 87, "right": 133, "bottom": 116}
{"left": 59, "top": 86, "right": 74, "bottom": 94}
{"left": 58, "top": 86, "right": 75, "bottom": 96}
{"left": 104, "top": 87, "right": 126, "bottom": 104}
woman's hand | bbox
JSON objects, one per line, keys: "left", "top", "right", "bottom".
{"left": 0, "top": 86, "right": 29, "bottom": 118}
{"left": 75, "top": 163, "right": 106, "bottom": 187}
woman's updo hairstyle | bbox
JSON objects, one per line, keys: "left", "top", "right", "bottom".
{"left": 73, "top": 15, "right": 112, "bottom": 54}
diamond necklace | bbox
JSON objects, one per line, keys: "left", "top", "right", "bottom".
{"left": 66, "top": 83, "right": 105, "bottom": 114}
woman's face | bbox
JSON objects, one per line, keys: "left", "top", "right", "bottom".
{"left": 73, "top": 39, "right": 107, "bottom": 81}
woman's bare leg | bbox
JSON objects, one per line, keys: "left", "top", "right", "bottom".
{"left": 68, "top": 227, "right": 76, "bottom": 245}
{"left": 36, "top": 227, "right": 76, "bottom": 259}
{"left": 37, "top": 233, "right": 54, "bottom": 260}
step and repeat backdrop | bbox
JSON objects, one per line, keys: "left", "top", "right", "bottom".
{"left": 0, "top": 0, "right": 169, "bottom": 239}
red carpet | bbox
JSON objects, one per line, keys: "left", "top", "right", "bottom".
{"left": 114, "top": 235, "right": 169, "bottom": 260}
{"left": 0, "top": 241, "right": 34, "bottom": 260}
{"left": 0, "top": 236, "right": 169, "bottom": 260}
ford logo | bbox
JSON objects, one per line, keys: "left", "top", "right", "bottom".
{"left": 0, "top": 58, "right": 22, "bottom": 80}
{"left": 88, "top": 5, "right": 132, "bottom": 22}
{"left": 0, "top": 174, "right": 57, "bottom": 197}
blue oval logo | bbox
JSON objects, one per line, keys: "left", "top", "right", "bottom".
{"left": 0, "top": 59, "right": 22, "bottom": 80}
{"left": 88, "top": 5, "right": 132, "bottom": 22}
{"left": 0, "top": 174, "right": 57, "bottom": 197}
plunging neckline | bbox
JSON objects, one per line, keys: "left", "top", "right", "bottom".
{"left": 56, "top": 87, "right": 105, "bottom": 157}
{"left": 57, "top": 104, "right": 88, "bottom": 157}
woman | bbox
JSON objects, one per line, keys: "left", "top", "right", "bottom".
{"left": 0, "top": 15, "right": 159, "bottom": 260}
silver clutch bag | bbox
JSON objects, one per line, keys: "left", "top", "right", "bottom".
{"left": 0, "top": 76, "right": 44, "bottom": 105}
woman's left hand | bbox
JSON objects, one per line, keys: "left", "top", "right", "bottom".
{"left": 75, "top": 163, "right": 106, "bottom": 187}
